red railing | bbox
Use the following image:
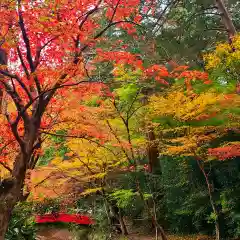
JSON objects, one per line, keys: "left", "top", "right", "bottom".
{"left": 35, "top": 213, "right": 94, "bottom": 225}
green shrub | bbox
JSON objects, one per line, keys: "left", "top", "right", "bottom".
{"left": 6, "top": 202, "right": 36, "bottom": 240}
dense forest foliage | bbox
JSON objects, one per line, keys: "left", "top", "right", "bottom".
{"left": 0, "top": 0, "right": 239, "bottom": 239}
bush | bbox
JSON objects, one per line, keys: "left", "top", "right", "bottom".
{"left": 6, "top": 202, "right": 36, "bottom": 240}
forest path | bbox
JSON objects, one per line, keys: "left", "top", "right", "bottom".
{"left": 36, "top": 228, "right": 73, "bottom": 240}
{"left": 36, "top": 228, "right": 214, "bottom": 240}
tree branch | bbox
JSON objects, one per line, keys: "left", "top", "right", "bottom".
{"left": 109, "top": 0, "right": 121, "bottom": 23}
{"left": 0, "top": 141, "right": 15, "bottom": 174}
{"left": 17, "top": 0, "right": 41, "bottom": 93}
{"left": 0, "top": 79, "right": 30, "bottom": 122}
{"left": 16, "top": 46, "right": 30, "bottom": 78}
{"left": 0, "top": 162, "right": 12, "bottom": 174}
{"left": 153, "top": 0, "right": 179, "bottom": 31}
{"left": 0, "top": 69, "right": 33, "bottom": 101}
{"left": 15, "top": 80, "right": 90, "bottom": 125}
{"left": 40, "top": 130, "right": 117, "bottom": 157}
{"left": 80, "top": 20, "right": 143, "bottom": 52}
{"left": 34, "top": 35, "right": 60, "bottom": 69}
{"left": 126, "top": 88, "right": 141, "bottom": 120}
{"left": 33, "top": 174, "right": 53, "bottom": 189}
{"left": 79, "top": 0, "right": 102, "bottom": 30}
{"left": 106, "top": 120, "right": 131, "bottom": 162}
{"left": 112, "top": 99, "right": 135, "bottom": 160}
{"left": 17, "top": 0, "right": 34, "bottom": 72}
{"left": 72, "top": 151, "right": 96, "bottom": 175}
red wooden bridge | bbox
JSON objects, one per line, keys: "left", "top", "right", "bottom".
{"left": 35, "top": 213, "right": 94, "bottom": 225}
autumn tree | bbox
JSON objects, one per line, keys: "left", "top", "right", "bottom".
{"left": 147, "top": 36, "right": 240, "bottom": 239}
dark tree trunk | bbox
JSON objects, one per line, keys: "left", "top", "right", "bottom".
{"left": 147, "top": 128, "right": 161, "bottom": 174}
{"left": 0, "top": 197, "right": 14, "bottom": 239}
{"left": 101, "top": 187, "right": 128, "bottom": 235}
{"left": 141, "top": 88, "right": 162, "bottom": 174}
{"left": 109, "top": 202, "right": 128, "bottom": 235}
{"left": 0, "top": 180, "right": 23, "bottom": 239}
{"left": 0, "top": 205, "right": 12, "bottom": 240}
{"left": 118, "top": 209, "right": 128, "bottom": 235}
{"left": 0, "top": 140, "right": 35, "bottom": 238}
{"left": 215, "top": 0, "right": 236, "bottom": 39}
{"left": 0, "top": 47, "right": 8, "bottom": 113}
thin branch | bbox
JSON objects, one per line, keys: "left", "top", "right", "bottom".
{"left": 112, "top": 99, "right": 135, "bottom": 160}
{"left": 79, "top": 0, "right": 102, "bottom": 30}
{"left": 10, "top": 123, "right": 25, "bottom": 151}
{"left": 128, "top": 104, "right": 144, "bottom": 119}
{"left": 0, "top": 161, "right": 12, "bottom": 173}
{"left": 73, "top": 0, "right": 102, "bottom": 63}
{"left": 0, "top": 79, "right": 29, "bottom": 122}
{"left": 15, "top": 80, "right": 91, "bottom": 125}
{"left": 112, "top": 98, "right": 127, "bottom": 125}
{"left": 0, "top": 82, "right": 27, "bottom": 149}
{"left": 73, "top": 152, "right": 96, "bottom": 175}
{"left": 17, "top": 0, "right": 34, "bottom": 72}
{"left": 153, "top": 0, "right": 180, "bottom": 35}
{"left": 0, "top": 69, "right": 33, "bottom": 101}
{"left": 40, "top": 130, "right": 115, "bottom": 154}
{"left": 80, "top": 20, "right": 143, "bottom": 52}
{"left": 106, "top": 120, "right": 131, "bottom": 162}
{"left": 41, "top": 130, "right": 86, "bottom": 139}
{"left": 11, "top": 77, "right": 16, "bottom": 93}
{"left": 109, "top": 0, "right": 121, "bottom": 23}
{"left": 178, "top": 7, "right": 220, "bottom": 41}
{"left": 33, "top": 174, "right": 53, "bottom": 188}
{"left": 17, "top": 0, "right": 41, "bottom": 93}
{"left": 37, "top": 18, "right": 143, "bottom": 117}
{"left": 153, "top": 0, "right": 179, "bottom": 30}
{"left": 34, "top": 35, "right": 60, "bottom": 69}
{"left": 0, "top": 141, "right": 14, "bottom": 174}
{"left": 16, "top": 46, "right": 30, "bottom": 78}
{"left": 126, "top": 88, "right": 141, "bottom": 120}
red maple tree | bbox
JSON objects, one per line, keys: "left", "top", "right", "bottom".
{"left": 0, "top": 0, "right": 144, "bottom": 237}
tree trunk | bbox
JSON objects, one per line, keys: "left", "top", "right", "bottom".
{"left": 137, "top": 185, "right": 167, "bottom": 240}
{"left": 109, "top": 202, "right": 128, "bottom": 235}
{"left": 141, "top": 87, "right": 162, "bottom": 175}
{"left": 118, "top": 209, "right": 128, "bottom": 235}
{"left": 215, "top": 0, "right": 236, "bottom": 39}
{"left": 196, "top": 159, "right": 220, "bottom": 240}
{"left": 0, "top": 214, "right": 10, "bottom": 239}
{"left": 0, "top": 180, "right": 23, "bottom": 239}
{"left": 215, "top": 220, "right": 220, "bottom": 240}
{"left": 0, "top": 203, "right": 12, "bottom": 240}
{"left": 147, "top": 128, "right": 161, "bottom": 174}
{"left": 0, "top": 47, "right": 8, "bottom": 113}
{"left": 0, "top": 147, "right": 34, "bottom": 239}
